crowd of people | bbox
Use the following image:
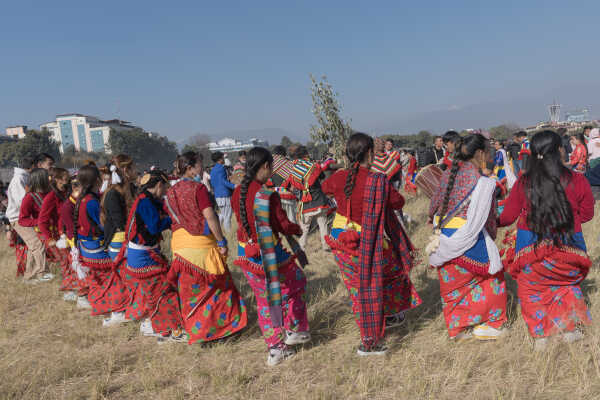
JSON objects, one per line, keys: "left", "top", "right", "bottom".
{"left": 2, "top": 125, "right": 597, "bottom": 365}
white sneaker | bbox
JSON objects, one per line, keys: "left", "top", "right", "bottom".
{"left": 450, "top": 331, "right": 472, "bottom": 341}
{"left": 534, "top": 337, "right": 549, "bottom": 351}
{"left": 102, "top": 311, "right": 128, "bottom": 327}
{"left": 562, "top": 330, "right": 584, "bottom": 343}
{"left": 473, "top": 324, "right": 507, "bottom": 340}
{"left": 76, "top": 296, "right": 92, "bottom": 309}
{"left": 63, "top": 291, "right": 77, "bottom": 302}
{"left": 267, "top": 344, "right": 296, "bottom": 366}
{"left": 39, "top": 273, "right": 54, "bottom": 282}
{"left": 284, "top": 330, "right": 311, "bottom": 346}
{"left": 140, "top": 319, "right": 162, "bottom": 337}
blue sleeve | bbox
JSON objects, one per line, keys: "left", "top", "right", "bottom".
{"left": 494, "top": 151, "right": 503, "bottom": 167}
{"left": 160, "top": 216, "right": 171, "bottom": 231}
{"left": 86, "top": 199, "right": 103, "bottom": 230}
{"left": 137, "top": 198, "right": 161, "bottom": 235}
{"left": 224, "top": 177, "right": 236, "bottom": 190}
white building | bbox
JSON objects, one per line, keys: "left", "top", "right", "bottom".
{"left": 207, "top": 137, "right": 268, "bottom": 152}
{"left": 40, "top": 114, "right": 139, "bottom": 153}
{"left": 5, "top": 125, "right": 28, "bottom": 138}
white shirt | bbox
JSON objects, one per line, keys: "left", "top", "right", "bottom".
{"left": 6, "top": 167, "right": 29, "bottom": 223}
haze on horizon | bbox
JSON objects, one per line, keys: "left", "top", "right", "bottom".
{"left": 1, "top": 1, "right": 598, "bottom": 144}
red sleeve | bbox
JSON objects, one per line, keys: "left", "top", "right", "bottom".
{"left": 574, "top": 173, "right": 594, "bottom": 224}
{"left": 38, "top": 193, "right": 54, "bottom": 241}
{"left": 321, "top": 170, "right": 341, "bottom": 195}
{"left": 196, "top": 184, "right": 212, "bottom": 212}
{"left": 388, "top": 186, "right": 405, "bottom": 210}
{"left": 18, "top": 194, "right": 37, "bottom": 227}
{"left": 60, "top": 203, "right": 75, "bottom": 239}
{"left": 270, "top": 193, "right": 301, "bottom": 236}
{"left": 498, "top": 178, "right": 526, "bottom": 227}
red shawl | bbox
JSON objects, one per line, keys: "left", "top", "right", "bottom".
{"left": 359, "top": 172, "right": 414, "bottom": 348}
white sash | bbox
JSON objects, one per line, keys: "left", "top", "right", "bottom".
{"left": 429, "top": 176, "right": 503, "bottom": 274}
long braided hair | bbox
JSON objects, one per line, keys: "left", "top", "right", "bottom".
{"left": 239, "top": 147, "right": 273, "bottom": 241}
{"left": 73, "top": 165, "right": 100, "bottom": 246}
{"left": 344, "top": 132, "right": 374, "bottom": 199}
{"left": 438, "top": 134, "right": 487, "bottom": 220}
{"left": 523, "top": 130, "right": 574, "bottom": 245}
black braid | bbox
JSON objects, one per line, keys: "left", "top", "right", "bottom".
{"left": 439, "top": 158, "right": 461, "bottom": 220}
{"left": 343, "top": 162, "right": 360, "bottom": 199}
{"left": 239, "top": 174, "right": 253, "bottom": 241}
{"left": 238, "top": 147, "right": 273, "bottom": 242}
{"left": 344, "top": 132, "right": 374, "bottom": 200}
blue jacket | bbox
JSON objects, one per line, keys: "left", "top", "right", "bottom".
{"left": 210, "top": 162, "right": 236, "bottom": 198}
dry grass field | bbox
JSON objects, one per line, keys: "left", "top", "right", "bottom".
{"left": 2, "top": 195, "right": 600, "bottom": 399}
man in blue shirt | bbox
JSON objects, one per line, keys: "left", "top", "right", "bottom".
{"left": 210, "top": 151, "right": 236, "bottom": 231}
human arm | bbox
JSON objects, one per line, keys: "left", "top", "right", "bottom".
{"left": 389, "top": 183, "right": 405, "bottom": 210}
{"left": 270, "top": 192, "right": 302, "bottom": 236}
{"left": 320, "top": 170, "right": 340, "bottom": 195}
{"left": 498, "top": 178, "right": 525, "bottom": 227}
{"left": 18, "top": 195, "right": 37, "bottom": 227}
{"left": 574, "top": 174, "right": 594, "bottom": 224}
{"left": 38, "top": 193, "right": 55, "bottom": 241}
{"left": 86, "top": 198, "right": 103, "bottom": 231}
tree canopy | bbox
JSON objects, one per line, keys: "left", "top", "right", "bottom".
{"left": 108, "top": 128, "right": 178, "bottom": 172}
{"left": 0, "top": 130, "right": 60, "bottom": 168}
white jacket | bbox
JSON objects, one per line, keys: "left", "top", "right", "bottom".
{"left": 6, "top": 167, "right": 29, "bottom": 223}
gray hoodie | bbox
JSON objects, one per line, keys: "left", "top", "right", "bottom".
{"left": 6, "top": 167, "right": 30, "bottom": 223}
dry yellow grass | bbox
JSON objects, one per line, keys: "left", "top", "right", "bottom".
{"left": 1, "top": 196, "right": 600, "bottom": 399}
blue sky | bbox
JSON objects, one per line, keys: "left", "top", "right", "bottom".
{"left": 1, "top": 1, "right": 599, "bottom": 142}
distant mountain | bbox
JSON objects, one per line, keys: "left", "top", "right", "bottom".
{"left": 374, "top": 83, "right": 600, "bottom": 134}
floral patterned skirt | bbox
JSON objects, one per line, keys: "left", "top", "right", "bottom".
{"left": 237, "top": 259, "right": 309, "bottom": 347}
{"left": 517, "top": 260, "right": 591, "bottom": 338}
{"left": 438, "top": 263, "right": 508, "bottom": 337}
{"left": 123, "top": 272, "right": 183, "bottom": 336}
{"left": 175, "top": 263, "right": 248, "bottom": 344}
{"left": 86, "top": 269, "right": 129, "bottom": 316}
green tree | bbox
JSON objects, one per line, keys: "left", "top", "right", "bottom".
{"left": 309, "top": 74, "right": 352, "bottom": 164}
{"left": 0, "top": 130, "right": 60, "bottom": 167}
{"left": 109, "top": 128, "right": 178, "bottom": 171}
{"left": 489, "top": 124, "right": 520, "bottom": 141}
{"left": 280, "top": 136, "right": 294, "bottom": 148}
{"left": 416, "top": 130, "right": 433, "bottom": 145}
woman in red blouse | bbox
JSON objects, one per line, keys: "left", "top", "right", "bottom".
{"left": 232, "top": 147, "right": 309, "bottom": 367}
{"left": 569, "top": 133, "right": 588, "bottom": 173}
{"left": 165, "top": 151, "right": 248, "bottom": 344}
{"left": 499, "top": 130, "right": 594, "bottom": 349}
{"left": 38, "top": 167, "right": 75, "bottom": 296}
{"left": 322, "top": 133, "right": 421, "bottom": 356}
{"left": 18, "top": 168, "right": 53, "bottom": 282}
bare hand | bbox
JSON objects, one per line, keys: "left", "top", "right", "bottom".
{"left": 5, "top": 230, "right": 13, "bottom": 242}
{"left": 47, "top": 239, "right": 56, "bottom": 247}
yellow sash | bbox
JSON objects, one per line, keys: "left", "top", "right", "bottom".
{"left": 332, "top": 212, "right": 389, "bottom": 249}
{"left": 111, "top": 231, "right": 125, "bottom": 243}
{"left": 433, "top": 216, "right": 467, "bottom": 229}
{"left": 172, "top": 228, "right": 227, "bottom": 275}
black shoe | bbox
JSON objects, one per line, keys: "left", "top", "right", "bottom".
{"left": 357, "top": 343, "right": 388, "bottom": 356}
